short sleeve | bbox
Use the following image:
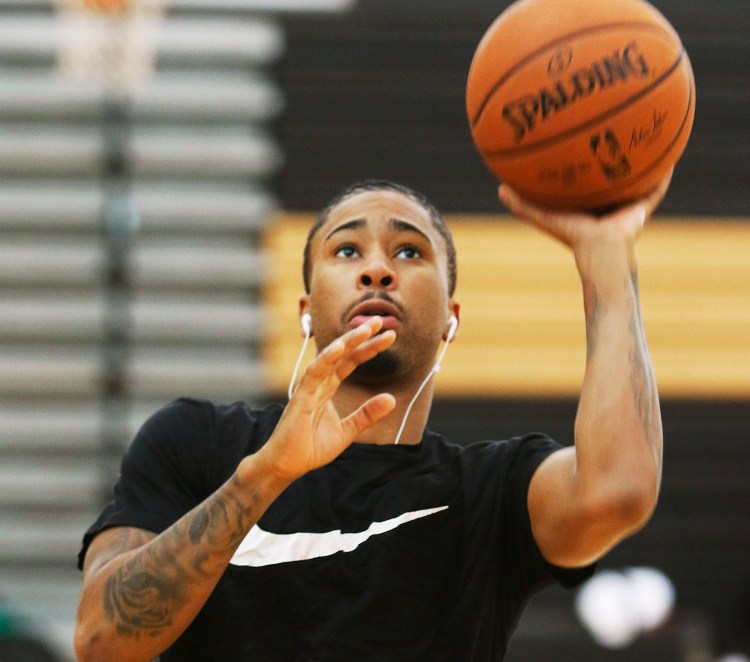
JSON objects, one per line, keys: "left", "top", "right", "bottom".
{"left": 77, "top": 398, "right": 215, "bottom": 569}
{"left": 461, "top": 434, "right": 595, "bottom": 602}
{"left": 502, "top": 433, "right": 596, "bottom": 591}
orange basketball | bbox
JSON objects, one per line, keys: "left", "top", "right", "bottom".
{"left": 466, "top": 0, "right": 695, "bottom": 211}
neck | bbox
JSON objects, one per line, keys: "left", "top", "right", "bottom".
{"left": 333, "top": 374, "right": 436, "bottom": 445}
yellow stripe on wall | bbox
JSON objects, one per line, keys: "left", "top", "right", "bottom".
{"left": 262, "top": 214, "right": 750, "bottom": 399}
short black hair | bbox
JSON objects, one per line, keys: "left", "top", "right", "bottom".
{"left": 302, "top": 179, "right": 457, "bottom": 295}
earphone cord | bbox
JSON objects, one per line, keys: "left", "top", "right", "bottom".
{"left": 288, "top": 319, "right": 454, "bottom": 444}
{"left": 393, "top": 333, "right": 452, "bottom": 445}
{"left": 287, "top": 326, "right": 311, "bottom": 400}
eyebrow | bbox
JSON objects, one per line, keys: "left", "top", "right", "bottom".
{"left": 325, "top": 219, "right": 365, "bottom": 241}
{"left": 389, "top": 218, "right": 432, "bottom": 244}
{"left": 324, "top": 217, "right": 433, "bottom": 244}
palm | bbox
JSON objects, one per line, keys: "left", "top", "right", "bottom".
{"left": 260, "top": 318, "right": 396, "bottom": 481}
{"left": 278, "top": 400, "right": 351, "bottom": 477}
{"left": 499, "top": 172, "right": 672, "bottom": 250}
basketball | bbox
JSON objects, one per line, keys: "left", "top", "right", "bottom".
{"left": 466, "top": 0, "right": 695, "bottom": 211}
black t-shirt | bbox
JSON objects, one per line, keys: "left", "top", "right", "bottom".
{"left": 79, "top": 398, "right": 594, "bottom": 661}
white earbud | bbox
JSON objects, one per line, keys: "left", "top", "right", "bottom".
{"left": 301, "top": 313, "right": 312, "bottom": 335}
{"left": 289, "top": 314, "right": 313, "bottom": 400}
{"left": 445, "top": 315, "right": 458, "bottom": 343}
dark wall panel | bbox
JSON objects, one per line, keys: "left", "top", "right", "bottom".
{"left": 278, "top": 0, "right": 750, "bottom": 215}
{"left": 426, "top": 398, "right": 750, "bottom": 657}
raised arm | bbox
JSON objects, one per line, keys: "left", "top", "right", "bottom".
{"left": 499, "top": 178, "right": 669, "bottom": 568}
{"left": 74, "top": 317, "right": 396, "bottom": 662}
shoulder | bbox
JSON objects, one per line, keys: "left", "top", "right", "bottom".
{"left": 142, "top": 396, "right": 212, "bottom": 426}
{"left": 211, "top": 399, "right": 285, "bottom": 448}
{"left": 128, "top": 399, "right": 284, "bottom": 470}
{"left": 421, "top": 429, "right": 561, "bottom": 469}
{"left": 456, "top": 433, "right": 561, "bottom": 475}
{"left": 136, "top": 398, "right": 284, "bottom": 444}
{"left": 419, "top": 430, "right": 562, "bottom": 498}
{"left": 449, "top": 433, "right": 564, "bottom": 514}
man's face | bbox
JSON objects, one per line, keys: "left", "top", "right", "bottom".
{"left": 303, "top": 189, "right": 457, "bottom": 386}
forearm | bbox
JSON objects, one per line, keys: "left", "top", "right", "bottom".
{"left": 75, "top": 457, "right": 290, "bottom": 662}
{"left": 574, "top": 241, "right": 662, "bottom": 521}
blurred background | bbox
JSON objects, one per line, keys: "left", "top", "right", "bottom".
{"left": 0, "top": 0, "right": 747, "bottom": 660}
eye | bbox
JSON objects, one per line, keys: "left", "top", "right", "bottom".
{"left": 396, "top": 245, "right": 421, "bottom": 259}
{"left": 335, "top": 244, "right": 359, "bottom": 259}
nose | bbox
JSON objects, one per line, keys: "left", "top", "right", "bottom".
{"left": 359, "top": 254, "right": 396, "bottom": 289}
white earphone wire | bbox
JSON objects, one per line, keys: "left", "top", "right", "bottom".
{"left": 393, "top": 316, "right": 456, "bottom": 445}
{"left": 288, "top": 319, "right": 311, "bottom": 400}
{"left": 288, "top": 315, "right": 456, "bottom": 443}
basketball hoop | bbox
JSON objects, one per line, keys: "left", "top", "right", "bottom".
{"left": 55, "top": 0, "right": 164, "bottom": 95}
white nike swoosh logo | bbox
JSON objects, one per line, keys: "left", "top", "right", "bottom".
{"left": 230, "top": 506, "right": 449, "bottom": 567}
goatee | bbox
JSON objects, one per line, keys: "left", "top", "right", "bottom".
{"left": 349, "top": 349, "right": 402, "bottom": 385}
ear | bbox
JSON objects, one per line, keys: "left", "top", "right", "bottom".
{"left": 298, "top": 296, "right": 313, "bottom": 338}
{"left": 443, "top": 301, "right": 460, "bottom": 343}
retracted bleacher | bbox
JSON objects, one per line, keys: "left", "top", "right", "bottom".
{"left": 0, "top": 1, "right": 351, "bottom": 654}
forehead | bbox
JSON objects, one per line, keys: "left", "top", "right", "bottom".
{"left": 317, "top": 189, "right": 437, "bottom": 244}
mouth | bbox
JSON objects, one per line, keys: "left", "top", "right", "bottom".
{"left": 347, "top": 298, "right": 404, "bottom": 331}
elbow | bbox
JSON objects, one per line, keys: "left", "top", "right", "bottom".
{"left": 601, "top": 476, "right": 660, "bottom": 535}
{"left": 74, "top": 593, "right": 115, "bottom": 662}
{"left": 619, "top": 486, "right": 658, "bottom": 531}
{"left": 604, "top": 450, "right": 663, "bottom": 532}
{"left": 74, "top": 617, "right": 121, "bottom": 662}
{"left": 74, "top": 600, "right": 167, "bottom": 662}
{"left": 74, "top": 613, "right": 117, "bottom": 662}
{"left": 629, "top": 457, "right": 662, "bottom": 526}
{"left": 73, "top": 622, "right": 100, "bottom": 662}
{"left": 580, "top": 466, "right": 661, "bottom": 539}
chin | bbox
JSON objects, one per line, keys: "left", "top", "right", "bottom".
{"left": 349, "top": 350, "right": 403, "bottom": 386}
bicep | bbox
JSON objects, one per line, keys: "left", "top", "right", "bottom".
{"left": 527, "top": 446, "right": 609, "bottom": 568}
{"left": 528, "top": 446, "right": 648, "bottom": 568}
{"left": 527, "top": 447, "right": 579, "bottom": 564}
{"left": 82, "top": 527, "right": 157, "bottom": 583}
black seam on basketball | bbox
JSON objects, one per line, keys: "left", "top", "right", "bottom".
{"left": 470, "top": 21, "right": 677, "bottom": 128}
{"left": 482, "top": 48, "right": 685, "bottom": 159}
{"left": 511, "top": 73, "right": 694, "bottom": 207}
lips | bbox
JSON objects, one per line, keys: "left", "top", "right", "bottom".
{"left": 347, "top": 299, "right": 403, "bottom": 331}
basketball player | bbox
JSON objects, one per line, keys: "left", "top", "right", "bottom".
{"left": 74, "top": 175, "right": 669, "bottom": 661}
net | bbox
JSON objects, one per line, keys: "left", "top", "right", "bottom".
{"left": 55, "top": 0, "right": 164, "bottom": 94}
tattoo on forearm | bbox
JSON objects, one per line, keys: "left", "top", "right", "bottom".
{"left": 583, "top": 278, "right": 601, "bottom": 360}
{"left": 584, "top": 267, "right": 659, "bottom": 451}
{"left": 627, "top": 269, "right": 659, "bottom": 446}
{"left": 629, "top": 308, "right": 658, "bottom": 441}
{"left": 102, "top": 477, "right": 258, "bottom": 639}
{"left": 103, "top": 562, "right": 184, "bottom": 636}
{"left": 188, "top": 508, "right": 209, "bottom": 545}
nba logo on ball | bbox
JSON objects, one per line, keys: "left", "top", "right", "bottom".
{"left": 466, "top": 0, "right": 695, "bottom": 211}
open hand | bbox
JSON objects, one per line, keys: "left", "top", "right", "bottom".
{"left": 252, "top": 317, "right": 397, "bottom": 483}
